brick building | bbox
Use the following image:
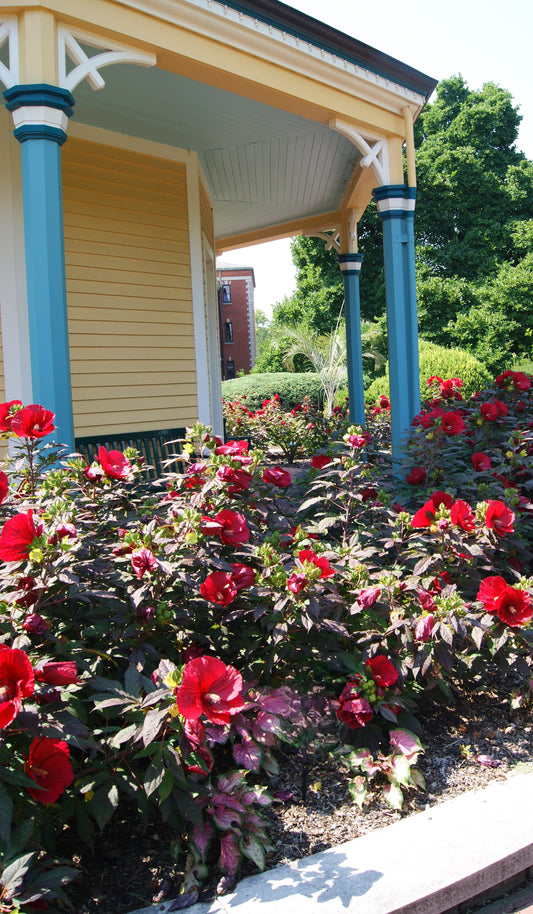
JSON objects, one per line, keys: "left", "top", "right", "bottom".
{"left": 216, "top": 264, "right": 257, "bottom": 379}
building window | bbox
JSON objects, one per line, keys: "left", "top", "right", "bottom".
{"left": 226, "top": 358, "right": 235, "bottom": 379}
{"left": 221, "top": 283, "right": 231, "bottom": 303}
{"left": 224, "top": 320, "right": 233, "bottom": 343}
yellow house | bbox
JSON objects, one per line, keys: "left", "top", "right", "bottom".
{"left": 0, "top": 0, "right": 436, "bottom": 460}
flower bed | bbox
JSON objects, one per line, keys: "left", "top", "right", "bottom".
{"left": 0, "top": 375, "right": 532, "bottom": 912}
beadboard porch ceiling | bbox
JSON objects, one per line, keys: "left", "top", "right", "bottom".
{"left": 72, "top": 63, "right": 360, "bottom": 241}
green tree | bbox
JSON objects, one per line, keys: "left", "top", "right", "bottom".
{"left": 272, "top": 76, "right": 533, "bottom": 374}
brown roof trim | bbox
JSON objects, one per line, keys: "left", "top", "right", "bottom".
{"left": 225, "top": 0, "right": 437, "bottom": 100}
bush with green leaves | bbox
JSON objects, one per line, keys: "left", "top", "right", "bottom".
{"left": 366, "top": 339, "right": 492, "bottom": 405}
{"left": 0, "top": 377, "right": 532, "bottom": 910}
{"left": 221, "top": 372, "right": 324, "bottom": 412}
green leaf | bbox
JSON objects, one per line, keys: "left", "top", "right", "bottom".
{"left": 89, "top": 783, "right": 119, "bottom": 832}
{"left": 241, "top": 835, "right": 266, "bottom": 870}
{"left": 382, "top": 781, "right": 404, "bottom": 810}
{"left": 391, "top": 754, "right": 411, "bottom": 787}
{"left": 142, "top": 706, "right": 169, "bottom": 747}
{"left": 0, "top": 782, "right": 13, "bottom": 845}
{"left": 159, "top": 769, "right": 174, "bottom": 802}
{"left": 0, "top": 851, "right": 36, "bottom": 893}
{"left": 348, "top": 776, "right": 367, "bottom": 809}
{"left": 144, "top": 756, "right": 165, "bottom": 798}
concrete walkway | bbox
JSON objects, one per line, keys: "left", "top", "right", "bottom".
{"left": 129, "top": 768, "right": 533, "bottom": 914}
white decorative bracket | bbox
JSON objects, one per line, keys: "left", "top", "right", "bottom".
{"left": 302, "top": 229, "right": 341, "bottom": 254}
{"left": 329, "top": 117, "right": 390, "bottom": 186}
{"left": 58, "top": 26, "right": 156, "bottom": 93}
{"left": 0, "top": 18, "right": 19, "bottom": 90}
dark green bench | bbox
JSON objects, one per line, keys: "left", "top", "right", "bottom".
{"left": 75, "top": 427, "right": 186, "bottom": 482}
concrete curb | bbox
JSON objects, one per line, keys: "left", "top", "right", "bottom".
{"left": 128, "top": 768, "right": 533, "bottom": 914}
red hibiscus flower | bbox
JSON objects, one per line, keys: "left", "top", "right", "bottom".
{"left": 346, "top": 433, "right": 369, "bottom": 448}
{"left": 97, "top": 446, "right": 133, "bottom": 480}
{"left": 201, "top": 510, "right": 250, "bottom": 546}
{"left": 0, "top": 400, "right": 23, "bottom": 432}
{"left": 230, "top": 563, "right": 256, "bottom": 591}
{"left": 131, "top": 547, "right": 159, "bottom": 580}
{"left": 485, "top": 500, "right": 515, "bottom": 536}
{"left": 10, "top": 404, "right": 55, "bottom": 439}
{"left": 175, "top": 656, "right": 245, "bottom": 725}
{"left": 24, "top": 737, "right": 74, "bottom": 804}
{"left": 441, "top": 411, "right": 465, "bottom": 436}
{"left": 287, "top": 572, "right": 307, "bottom": 595}
{"left": 477, "top": 576, "right": 532, "bottom": 627}
{"left": 450, "top": 499, "right": 476, "bottom": 532}
{"left": 0, "top": 645, "right": 35, "bottom": 728}
{"left": 406, "top": 466, "right": 426, "bottom": 485}
{"left": 0, "top": 510, "right": 44, "bottom": 562}
{"left": 336, "top": 681, "right": 373, "bottom": 729}
{"left": 298, "top": 549, "right": 335, "bottom": 578}
{"left": 365, "top": 655, "right": 399, "bottom": 688}
{"left": 217, "top": 465, "right": 252, "bottom": 491}
{"left": 262, "top": 466, "right": 292, "bottom": 488}
{"left": 411, "top": 500, "right": 436, "bottom": 528}
{"left": 200, "top": 572, "right": 238, "bottom": 606}
{"left": 472, "top": 452, "right": 491, "bottom": 471}
{"left": 481, "top": 400, "right": 500, "bottom": 422}
{"left": 311, "top": 454, "right": 332, "bottom": 470}
{"left": 0, "top": 470, "right": 8, "bottom": 506}
{"left": 35, "top": 661, "right": 79, "bottom": 686}
{"left": 215, "top": 440, "right": 249, "bottom": 456}
{"left": 411, "top": 491, "right": 452, "bottom": 528}
{"left": 512, "top": 372, "right": 531, "bottom": 390}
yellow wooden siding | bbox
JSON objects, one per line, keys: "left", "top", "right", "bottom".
{"left": 63, "top": 138, "right": 199, "bottom": 436}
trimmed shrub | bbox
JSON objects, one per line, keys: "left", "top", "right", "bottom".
{"left": 365, "top": 340, "right": 492, "bottom": 405}
{"left": 222, "top": 372, "right": 324, "bottom": 411}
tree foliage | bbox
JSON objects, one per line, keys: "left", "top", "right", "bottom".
{"left": 273, "top": 76, "right": 533, "bottom": 374}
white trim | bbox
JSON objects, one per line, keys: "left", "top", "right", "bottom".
{"left": 0, "top": 109, "right": 33, "bottom": 410}
{"left": 245, "top": 275, "right": 256, "bottom": 367}
{"left": 187, "top": 155, "right": 219, "bottom": 431}
{"left": 375, "top": 197, "right": 416, "bottom": 213}
{"left": 329, "top": 118, "right": 390, "bottom": 185}
{"left": 0, "top": 17, "right": 19, "bottom": 90}
{"left": 68, "top": 121, "right": 193, "bottom": 164}
{"left": 11, "top": 106, "right": 69, "bottom": 133}
{"left": 111, "top": 0, "right": 426, "bottom": 118}
{"left": 58, "top": 25, "right": 156, "bottom": 92}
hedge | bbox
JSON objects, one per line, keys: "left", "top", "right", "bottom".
{"left": 365, "top": 340, "right": 492, "bottom": 405}
{"left": 222, "top": 372, "right": 324, "bottom": 411}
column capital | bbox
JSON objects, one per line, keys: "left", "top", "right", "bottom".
{"left": 338, "top": 252, "right": 364, "bottom": 275}
{"left": 4, "top": 83, "right": 75, "bottom": 144}
{"left": 373, "top": 185, "right": 416, "bottom": 220}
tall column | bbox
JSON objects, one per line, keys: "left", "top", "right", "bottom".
{"left": 373, "top": 184, "right": 420, "bottom": 464}
{"left": 3, "top": 84, "right": 75, "bottom": 448}
{"left": 338, "top": 253, "right": 365, "bottom": 427}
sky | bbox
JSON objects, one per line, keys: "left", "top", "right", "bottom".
{"left": 217, "top": 0, "right": 533, "bottom": 317}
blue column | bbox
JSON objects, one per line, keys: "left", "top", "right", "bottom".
{"left": 373, "top": 185, "right": 420, "bottom": 465}
{"left": 3, "top": 84, "right": 75, "bottom": 449}
{"left": 338, "top": 253, "right": 365, "bottom": 427}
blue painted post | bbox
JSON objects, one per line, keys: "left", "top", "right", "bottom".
{"left": 338, "top": 253, "right": 365, "bottom": 427}
{"left": 3, "top": 84, "right": 75, "bottom": 449}
{"left": 373, "top": 185, "right": 420, "bottom": 466}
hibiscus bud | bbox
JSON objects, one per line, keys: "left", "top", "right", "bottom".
{"left": 22, "top": 613, "right": 47, "bottom": 634}
{"left": 415, "top": 614, "right": 435, "bottom": 642}
{"left": 35, "top": 661, "right": 79, "bottom": 685}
